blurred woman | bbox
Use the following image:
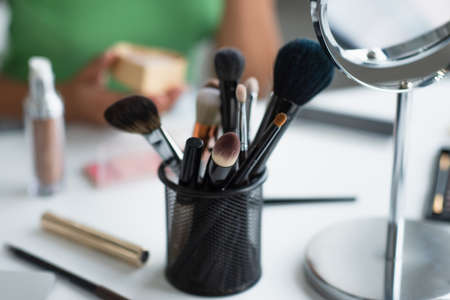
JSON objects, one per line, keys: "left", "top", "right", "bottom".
{"left": 0, "top": 0, "right": 281, "bottom": 124}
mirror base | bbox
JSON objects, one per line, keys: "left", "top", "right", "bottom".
{"left": 304, "top": 218, "right": 450, "bottom": 300}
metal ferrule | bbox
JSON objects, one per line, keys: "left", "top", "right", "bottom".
{"left": 238, "top": 102, "right": 248, "bottom": 151}
{"left": 145, "top": 127, "right": 182, "bottom": 174}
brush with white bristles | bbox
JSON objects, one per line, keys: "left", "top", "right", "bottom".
{"left": 236, "top": 83, "right": 248, "bottom": 164}
{"left": 244, "top": 77, "right": 259, "bottom": 139}
{"left": 193, "top": 87, "right": 221, "bottom": 149}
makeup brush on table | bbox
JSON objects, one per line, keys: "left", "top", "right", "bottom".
{"left": 192, "top": 88, "right": 221, "bottom": 150}
{"left": 7, "top": 245, "right": 129, "bottom": 300}
{"left": 214, "top": 48, "right": 246, "bottom": 133}
{"left": 250, "top": 39, "right": 335, "bottom": 177}
{"left": 104, "top": 95, "right": 183, "bottom": 174}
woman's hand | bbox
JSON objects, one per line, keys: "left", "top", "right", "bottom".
{"left": 59, "top": 51, "right": 183, "bottom": 125}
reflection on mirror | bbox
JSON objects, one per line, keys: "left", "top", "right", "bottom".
{"left": 311, "top": 0, "right": 450, "bottom": 90}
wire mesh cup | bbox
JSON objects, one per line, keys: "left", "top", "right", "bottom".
{"left": 158, "top": 163, "right": 268, "bottom": 296}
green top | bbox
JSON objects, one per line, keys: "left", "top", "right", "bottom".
{"left": 2, "top": 0, "right": 223, "bottom": 83}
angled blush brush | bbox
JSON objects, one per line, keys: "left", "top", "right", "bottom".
{"left": 214, "top": 48, "right": 245, "bottom": 133}
{"left": 104, "top": 95, "right": 183, "bottom": 174}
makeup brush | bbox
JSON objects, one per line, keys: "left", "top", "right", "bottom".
{"left": 8, "top": 245, "right": 129, "bottom": 300}
{"left": 214, "top": 48, "right": 246, "bottom": 133}
{"left": 104, "top": 95, "right": 183, "bottom": 174}
{"left": 192, "top": 88, "right": 221, "bottom": 149}
{"left": 204, "top": 132, "right": 240, "bottom": 189}
{"left": 236, "top": 83, "right": 248, "bottom": 164}
{"left": 204, "top": 78, "right": 220, "bottom": 89}
{"left": 253, "top": 39, "right": 334, "bottom": 142}
{"left": 169, "top": 137, "right": 204, "bottom": 260}
{"left": 244, "top": 77, "right": 259, "bottom": 138}
{"left": 225, "top": 113, "right": 287, "bottom": 188}
{"left": 250, "top": 39, "right": 335, "bottom": 176}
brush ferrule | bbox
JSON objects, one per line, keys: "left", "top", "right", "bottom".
{"left": 144, "top": 127, "right": 182, "bottom": 174}
{"left": 238, "top": 102, "right": 248, "bottom": 151}
{"left": 246, "top": 93, "right": 256, "bottom": 139}
{"left": 193, "top": 123, "right": 213, "bottom": 148}
{"left": 207, "top": 160, "right": 234, "bottom": 188}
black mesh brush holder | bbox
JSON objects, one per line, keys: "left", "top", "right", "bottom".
{"left": 158, "top": 163, "right": 268, "bottom": 296}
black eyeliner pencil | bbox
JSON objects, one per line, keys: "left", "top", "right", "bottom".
{"left": 264, "top": 196, "right": 356, "bottom": 205}
{"left": 7, "top": 244, "right": 129, "bottom": 300}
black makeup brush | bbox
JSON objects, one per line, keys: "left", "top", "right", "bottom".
{"left": 244, "top": 77, "right": 259, "bottom": 138}
{"left": 203, "top": 132, "right": 240, "bottom": 189}
{"left": 214, "top": 48, "right": 246, "bottom": 133}
{"left": 236, "top": 84, "right": 248, "bottom": 164}
{"left": 225, "top": 113, "right": 287, "bottom": 188}
{"left": 250, "top": 39, "right": 335, "bottom": 176}
{"left": 169, "top": 137, "right": 204, "bottom": 260}
{"left": 192, "top": 88, "right": 221, "bottom": 149}
{"left": 8, "top": 245, "right": 129, "bottom": 300}
{"left": 104, "top": 95, "right": 183, "bottom": 174}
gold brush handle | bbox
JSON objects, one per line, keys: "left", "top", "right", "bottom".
{"left": 41, "top": 212, "right": 149, "bottom": 267}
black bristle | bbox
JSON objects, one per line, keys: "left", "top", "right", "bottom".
{"left": 273, "top": 39, "right": 335, "bottom": 105}
{"left": 214, "top": 48, "right": 246, "bottom": 82}
{"left": 104, "top": 95, "right": 161, "bottom": 134}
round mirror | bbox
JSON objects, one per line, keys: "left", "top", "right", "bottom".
{"left": 311, "top": 0, "right": 450, "bottom": 91}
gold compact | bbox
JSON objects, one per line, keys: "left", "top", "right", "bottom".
{"left": 41, "top": 211, "right": 149, "bottom": 267}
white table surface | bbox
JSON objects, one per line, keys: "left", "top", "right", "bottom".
{"left": 0, "top": 80, "right": 449, "bottom": 300}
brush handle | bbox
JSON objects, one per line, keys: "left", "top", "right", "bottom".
{"left": 219, "top": 81, "right": 237, "bottom": 133}
{"left": 145, "top": 127, "right": 183, "bottom": 174}
{"left": 250, "top": 105, "right": 301, "bottom": 177}
{"left": 246, "top": 93, "right": 256, "bottom": 139}
{"left": 264, "top": 197, "right": 356, "bottom": 205}
{"left": 252, "top": 95, "right": 298, "bottom": 152}
{"left": 225, "top": 124, "right": 280, "bottom": 188}
{"left": 8, "top": 245, "right": 130, "bottom": 300}
{"left": 252, "top": 93, "right": 277, "bottom": 145}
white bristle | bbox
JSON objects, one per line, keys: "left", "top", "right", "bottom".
{"left": 236, "top": 84, "right": 247, "bottom": 103}
{"left": 245, "top": 77, "right": 259, "bottom": 96}
{"left": 196, "top": 87, "right": 221, "bottom": 125}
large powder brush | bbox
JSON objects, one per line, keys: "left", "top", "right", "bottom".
{"left": 104, "top": 95, "right": 183, "bottom": 174}
{"left": 251, "top": 39, "right": 335, "bottom": 176}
